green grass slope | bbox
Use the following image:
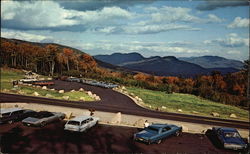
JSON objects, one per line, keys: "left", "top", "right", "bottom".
{"left": 1, "top": 68, "right": 94, "bottom": 101}
{"left": 127, "top": 87, "right": 249, "bottom": 121}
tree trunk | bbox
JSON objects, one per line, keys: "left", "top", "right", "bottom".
{"left": 76, "top": 62, "right": 79, "bottom": 71}
{"left": 51, "top": 61, "right": 55, "bottom": 76}
{"left": 67, "top": 60, "right": 70, "bottom": 71}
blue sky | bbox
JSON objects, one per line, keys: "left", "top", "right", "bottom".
{"left": 1, "top": 0, "right": 249, "bottom": 61}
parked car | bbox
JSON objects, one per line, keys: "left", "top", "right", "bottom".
{"left": 32, "top": 80, "right": 55, "bottom": 86}
{"left": 133, "top": 123, "right": 182, "bottom": 144}
{"left": 19, "top": 78, "right": 37, "bottom": 83}
{"left": 0, "top": 108, "right": 36, "bottom": 124}
{"left": 22, "top": 111, "right": 65, "bottom": 127}
{"left": 64, "top": 115, "right": 99, "bottom": 132}
{"left": 66, "top": 77, "right": 81, "bottom": 82}
{"left": 212, "top": 127, "right": 248, "bottom": 150}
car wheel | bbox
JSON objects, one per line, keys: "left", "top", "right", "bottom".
{"left": 175, "top": 130, "right": 181, "bottom": 136}
{"left": 40, "top": 122, "right": 46, "bottom": 127}
{"left": 156, "top": 140, "right": 162, "bottom": 144}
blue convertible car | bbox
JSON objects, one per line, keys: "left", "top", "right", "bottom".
{"left": 212, "top": 127, "right": 248, "bottom": 150}
{"left": 134, "top": 123, "right": 182, "bottom": 144}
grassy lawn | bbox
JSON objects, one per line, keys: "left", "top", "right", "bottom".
{"left": 126, "top": 87, "right": 249, "bottom": 121}
{"left": 0, "top": 68, "right": 94, "bottom": 101}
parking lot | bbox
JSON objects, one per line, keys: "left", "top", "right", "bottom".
{"left": 0, "top": 121, "right": 239, "bottom": 153}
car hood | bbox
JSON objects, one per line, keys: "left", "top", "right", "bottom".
{"left": 224, "top": 137, "right": 246, "bottom": 145}
{"left": 22, "top": 117, "right": 40, "bottom": 123}
{"left": 135, "top": 130, "right": 156, "bottom": 139}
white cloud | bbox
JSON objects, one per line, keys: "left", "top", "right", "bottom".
{"left": 1, "top": 1, "right": 79, "bottom": 28}
{"left": 123, "top": 24, "right": 201, "bottom": 34}
{"left": 145, "top": 6, "right": 201, "bottom": 23}
{"left": 227, "top": 50, "right": 241, "bottom": 54}
{"left": 80, "top": 41, "right": 209, "bottom": 54}
{"left": 1, "top": 30, "right": 52, "bottom": 42}
{"left": 1, "top": 1, "right": 133, "bottom": 29}
{"left": 227, "top": 17, "right": 249, "bottom": 28}
{"left": 1, "top": 1, "right": 223, "bottom": 35}
{"left": 207, "top": 14, "right": 223, "bottom": 23}
{"left": 96, "top": 24, "right": 201, "bottom": 34}
{"left": 204, "top": 33, "right": 249, "bottom": 47}
{"left": 143, "top": 6, "right": 223, "bottom": 24}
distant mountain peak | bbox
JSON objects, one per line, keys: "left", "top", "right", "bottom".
{"left": 94, "top": 52, "right": 145, "bottom": 65}
{"left": 179, "top": 56, "right": 243, "bottom": 70}
{"left": 163, "top": 56, "right": 178, "bottom": 61}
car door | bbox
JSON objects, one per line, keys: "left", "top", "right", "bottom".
{"left": 47, "top": 113, "right": 57, "bottom": 123}
{"left": 41, "top": 112, "right": 54, "bottom": 124}
{"left": 88, "top": 118, "right": 95, "bottom": 128}
{"left": 217, "top": 129, "right": 224, "bottom": 144}
{"left": 162, "top": 127, "right": 172, "bottom": 138}
{"left": 17, "top": 110, "right": 25, "bottom": 120}
{"left": 80, "top": 120, "right": 89, "bottom": 132}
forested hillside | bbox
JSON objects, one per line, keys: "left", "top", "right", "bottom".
{"left": 1, "top": 37, "right": 97, "bottom": 76}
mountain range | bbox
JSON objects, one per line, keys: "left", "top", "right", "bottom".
{"left": 94, "top": 53, "right": 244, "bottom": 77}
{"left": 179, "top": 56, "right": 244, "bottom": 70}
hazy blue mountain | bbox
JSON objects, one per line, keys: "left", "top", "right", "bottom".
{"left": 121, "top": 56, "right": 209, "bottom": 77}
{"left": 179, "top": 56, "right": 244, "bottom": 70}
{"left": 95, "top": 53, "right": 241, "bottom": 77}
{"left": 94, "top": 52, "right": 145, "bottom": 65}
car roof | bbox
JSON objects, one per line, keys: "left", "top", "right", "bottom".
{"left": 220, "top": 127, "right": 238, "bottom": 132}
{"left": 0, "top": 108, "right": 23, "bottom": 114}
{"left": 149, "top": 123, "right": 171, "bottom": 129}
{"left": 69, "top": 115, "right": 92, "bottom": 122}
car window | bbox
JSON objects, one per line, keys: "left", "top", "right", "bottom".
{"left": 11, "top": 111, "right": 20, "bottom": 115}
{"left": 146, "top": 126, "right": 159, "bottom": 133}
{"left": 218, "top": 129, "right": 222, "bottom": 135}
{"left": 17, "top": 110, "right": 24, "bottom": 114}
{"left": 162, "top": 127, "right": 171, "bottom": 132}
{"left": 224, "top": 132, "right": 240, "bottom": 138}
{"left": 33, "top": 112, "right": 53, "bottom": 118}
{"left": 81, "top": 120, "right": 88, "bottom": 125}
{"left": 67, "top": 120, "right": 80, "bottom": 126}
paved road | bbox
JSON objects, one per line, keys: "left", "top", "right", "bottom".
{"left": 0, "top": 121, "right": 238, "bottom": 153}
{"left": 0, "top": 80, "right": 249, "bottom": 129}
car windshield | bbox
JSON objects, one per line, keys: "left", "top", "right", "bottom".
{"left": 67, "top": 121, "right": 80, "bottom": 126}
{"left": 0, "top": 112, "right": 10, "bottom": 118}
{"left": 224, "top": 132, "right": 240, "bottom": 138}
{"left": 146, "top": 126, "right": 159, "bottom": 133}
{"left": 32, "top": 112, "right": 53, "bottom": 118}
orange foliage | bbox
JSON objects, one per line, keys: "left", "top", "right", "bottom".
{"left": 134, "top": 73, "right": 147, "bottom": 81}
{"left": 166, "top": 76, "right": 179, "bottom": 84}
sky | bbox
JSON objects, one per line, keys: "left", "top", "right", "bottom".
{"left": 1, "top": 0, "right": 249, "bottom": 61}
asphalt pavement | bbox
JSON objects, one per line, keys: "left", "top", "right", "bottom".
{"left": 0, "top": 80, "right": 249, "bottom": 129}
{"left": 0, "top": 121, "right": 239, "bottom": 153}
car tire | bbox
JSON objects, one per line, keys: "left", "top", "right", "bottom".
{"left": 40, "top": 122, "right": 46, "bottom": 127}
{"left": 156, "top": 140, "right": 162, "bottom": 144}
{"left": 175, "top": 130, "right": 181, "bottom": 136}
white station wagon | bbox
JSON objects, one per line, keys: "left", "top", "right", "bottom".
{"left": 64, "top": 115, "right": 99, "bottom": 132}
